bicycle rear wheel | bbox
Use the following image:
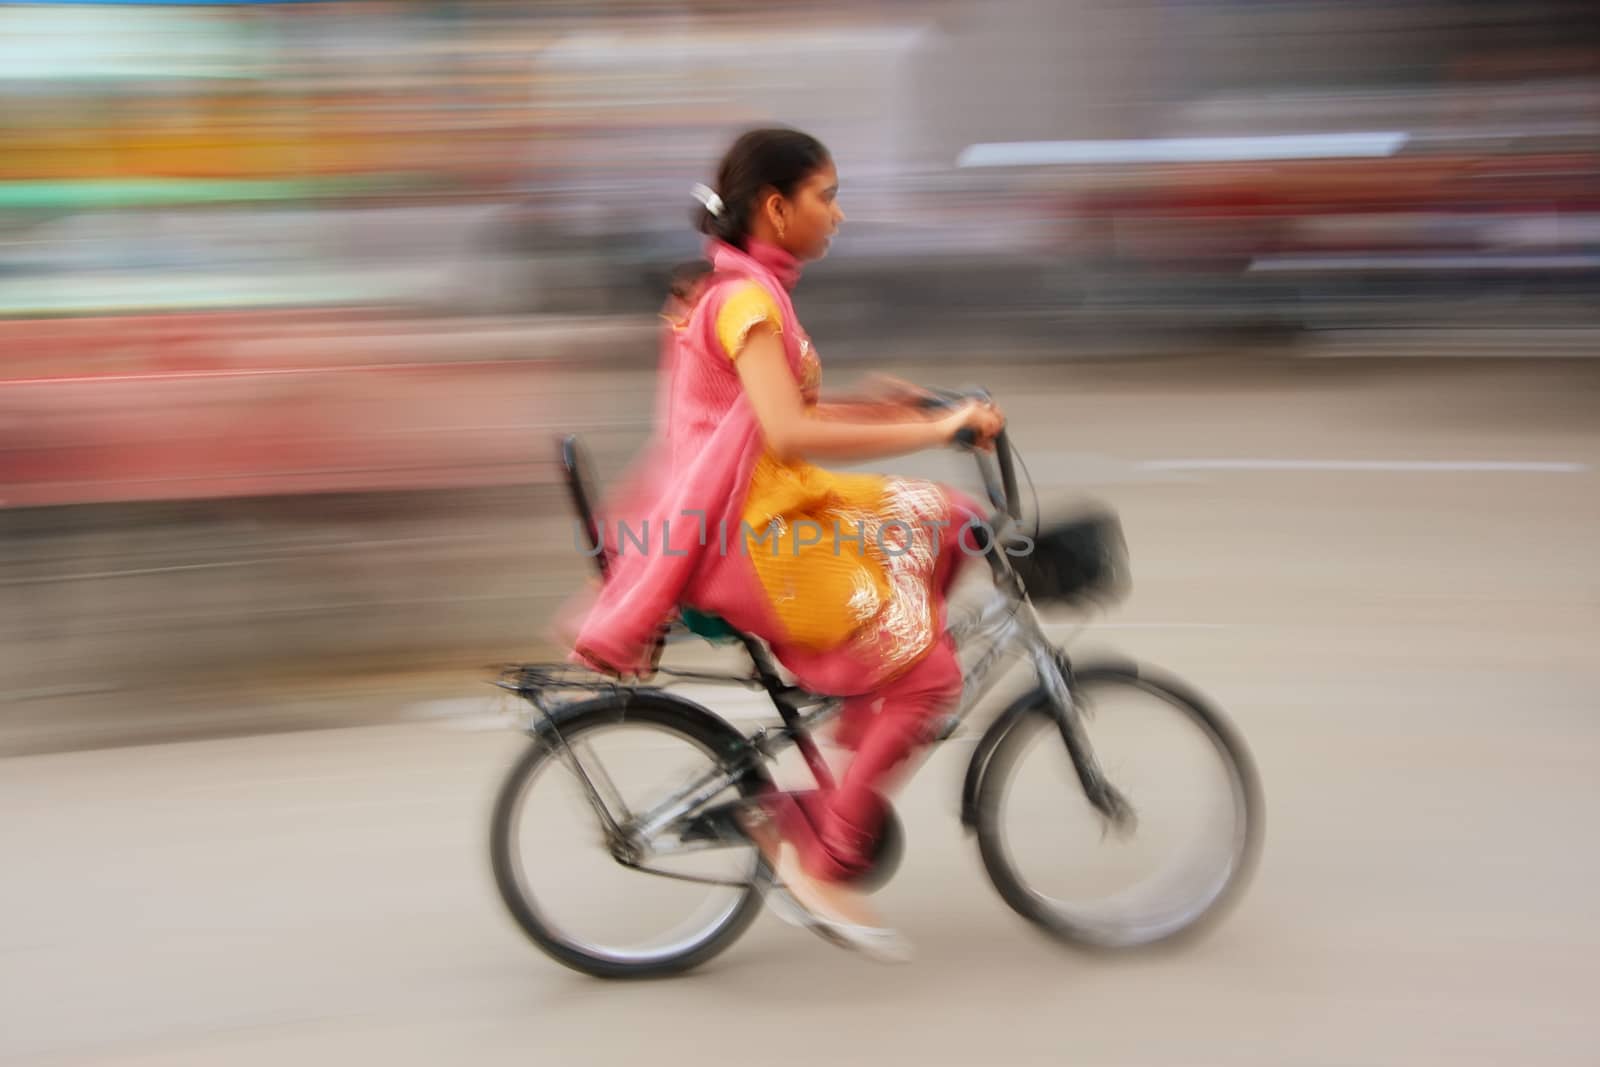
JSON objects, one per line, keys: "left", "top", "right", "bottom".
{"left": 490, "top": 692, "right": 771, "bottom": 978}
{"left": 974, "top": 663, "right": 1263, "bottom": 949}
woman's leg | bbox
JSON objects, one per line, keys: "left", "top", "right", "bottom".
{"left": 740, "top": 638, "right": 961, "bottom": 935}
{"left": 741, "top": 488, "right": 978, "bottom": 928}
{"left": 831, "top": 693, "right": 879, "bottom": 752}
{"left": 826, "top": 488, "right": 982, "bottom": 755}
{"left": 798, "top": 636, "right": 964, "bottom": 881}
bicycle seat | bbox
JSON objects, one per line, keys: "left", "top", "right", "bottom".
{"left": 679, "top": 606, "right": 741, "bottom": 643}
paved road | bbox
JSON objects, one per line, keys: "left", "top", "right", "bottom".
{"left": 3, "top": 355, "right": 1598, "bottom": 1064}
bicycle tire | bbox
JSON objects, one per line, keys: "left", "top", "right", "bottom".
{"left": 490, "top": 691, "right": 773, "bottom": 978}
{"left": 972, "top": 661, "right": 1264, "bottom": 950}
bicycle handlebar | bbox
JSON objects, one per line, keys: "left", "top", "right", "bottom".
{"left": 912, "top": 387, "right": 1021, "bottom": 521}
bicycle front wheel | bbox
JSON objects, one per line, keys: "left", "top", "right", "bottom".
{"left": 974, "top": 663, "right": 1263, "bottom": 949}
{"left": 490, "top": 692, "right": 771, "bottom": 979}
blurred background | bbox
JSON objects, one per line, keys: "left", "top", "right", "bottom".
{"left": 2, "top": 2, "right": 1597, "bottom": 1063}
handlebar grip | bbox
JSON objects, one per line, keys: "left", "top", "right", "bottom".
{"left": 917, "top": 386, "right": 1016, "bottom": 518}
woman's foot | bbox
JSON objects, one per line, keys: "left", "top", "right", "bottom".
{"left": 772, "top": 844, "right": 880, "bottom": 927}
{"left": 737, "top": 805, "right": 913, "bottom": 963}
{"left": 766, "top": 878, "right": 913, "bottom": 963}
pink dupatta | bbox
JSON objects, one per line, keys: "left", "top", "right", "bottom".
{"left": 561, "top": 240, "right": 796, "bottom": 668}
{"left": 562, "top": 239, "right": 952, "bottom": 697}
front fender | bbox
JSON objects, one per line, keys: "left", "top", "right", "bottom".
{"left": 959, "top": 686, "right": 1050, "bottom": 831}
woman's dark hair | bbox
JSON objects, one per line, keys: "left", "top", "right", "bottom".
{"left": 669, "top": 127, "right": 830, "bottom": 302}
{"left": 695, "top": 127, "right": 830, "bottom": 247}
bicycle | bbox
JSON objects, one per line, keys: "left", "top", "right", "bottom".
{"left": 489, "top": 387, "right": 1263, "bottom": 978}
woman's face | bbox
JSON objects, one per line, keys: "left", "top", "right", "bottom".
{"left": 775, "top": 161, "right": 844, "bottom": 261}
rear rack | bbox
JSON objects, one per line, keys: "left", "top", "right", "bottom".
{"left": 490, "top": 661, "right": 809, "bottom": 698}
{"left": 491, "top": 662, "right": 627, "bottom": 698}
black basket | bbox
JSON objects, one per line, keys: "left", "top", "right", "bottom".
{"left": 1007, "top": 509, "right": 1131, "bottom": 608}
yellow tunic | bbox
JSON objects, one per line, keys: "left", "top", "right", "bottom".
{"left": 717, "top": 282, "right": 944, "bottom": 674}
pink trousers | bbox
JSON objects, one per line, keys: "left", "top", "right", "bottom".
{"left": 761, "top": 491, "right": 983, "bottom": 882}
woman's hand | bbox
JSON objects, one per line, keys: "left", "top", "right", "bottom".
{"left": 939, "top": 399, "right": 1005, "bottom": 450}
{"left": 572, "top": 645, "right": 629, "bottom": 679}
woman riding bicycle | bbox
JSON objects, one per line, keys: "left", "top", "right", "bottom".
{"left": 566, "top": 128, "right": 1005, "bottom": 960}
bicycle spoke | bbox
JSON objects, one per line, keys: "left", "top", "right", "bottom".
{"left": 571, "top": 737, "right": 632, "bottom": 825}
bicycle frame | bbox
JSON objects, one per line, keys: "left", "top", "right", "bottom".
{"left": 503, "top": 392, "right": 1132, "bottom": 870}
{"left": 500, "top": 557, "right": 1126, "bottom": 870}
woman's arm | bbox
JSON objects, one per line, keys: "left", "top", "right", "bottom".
{"left": 812, "top": 399, "right": 934, "bottom": 422}
{"left": 733, "top": 325, "right": 997, "bottom": 463}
